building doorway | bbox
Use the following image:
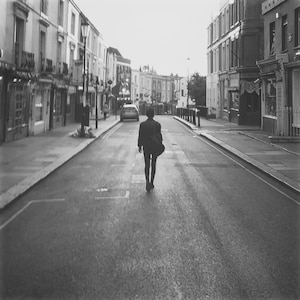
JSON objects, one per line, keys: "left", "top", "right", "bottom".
{"left": 240, "top": 91, "right": 261, "bottom": 126}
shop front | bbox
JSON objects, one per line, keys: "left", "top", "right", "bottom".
{"left": 219, "top": 74, "right": 229, "bottom": 121}
{"left": 31, "top": 78, "right": 52, "bottom": 136}
{"left": 6, "top": 79, "right": 31, "bottom": 142}
{"left": 50, "top": 81, "right": 68, "bottom": 130}
{"left": 227, "top": 74, "right": 240, "bottom": 124}
{"left": 286, "top": 62, "right": 300, "bottom": 136}
{"left": 257, "top": 54, "right": 288, "bottom": 135}
{"left": 222, "top": 72, "right": 261, "bottom": 126}
{"left": 239, "top": 80, "right": 261, "bottom": 126}
{"left": 0, "top": 64, "right": 14, "bottom": 144}
{"left": 4, "top": 70, "right": 36, "bottom": 142}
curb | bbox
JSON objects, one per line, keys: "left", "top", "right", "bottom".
{"left": 173, "top": 116, "right": 199, "bottom": 131}
{"left": 0, "top": 120, "right": 120, "bottom": 210}
{"left": 200, "top": 132, "right": 300, "bottom": 194}
{"left": 174, "top": 116, "right": 300, "bottom": 194}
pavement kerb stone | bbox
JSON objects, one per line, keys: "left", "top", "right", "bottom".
{"left": 173, "top": 116, "right": 199, "bottom": 131}
{"left": 0, "top": 119, "right": 120, "bottom": 210}
{"left": 174, "top": 116, "right": 300, "bottom": 194}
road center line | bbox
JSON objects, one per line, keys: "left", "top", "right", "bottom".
{"left": 0, "top": 199, "right": 65, "bottom": 231}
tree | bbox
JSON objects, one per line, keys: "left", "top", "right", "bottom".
{"left": 188, "top": 73, "right": 206, "bottom": 107}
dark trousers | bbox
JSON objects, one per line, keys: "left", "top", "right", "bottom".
{"left": 143, "top": 152, "right": 158, "bottom": 184}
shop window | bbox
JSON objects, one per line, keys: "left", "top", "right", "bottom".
{"left": 223, "top": 97, "right": 228, "bottom": 110}
{"left": 66, "top": 95, "right": 72, "bottom": 114}
{"left": 295, "top": 7, "right": 300, "bottom": 47}
{"left": 292, "top": 70, "right": 300, "bottom": 127}
{"left": 35, "top": 91, "right": 44, "bottom": 122}
{"left": 15, "top": 85, "right": 25, "bottom": 127}
{"left": 231, "top": 92, "right": 239, "bottom": 109}
{"left": 265, "top": 80, "right": 276, "bottom": 116}
{"left": 282, "top": 15, "right": 288, "bottom": 51}
{"left": 55, "top": 92, "right": 62, "bottom": 116}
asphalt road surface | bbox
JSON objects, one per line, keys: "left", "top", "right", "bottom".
{"left": 0, "top": 115, "right": 299, "bottom": 299}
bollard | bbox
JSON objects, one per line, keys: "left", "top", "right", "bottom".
{"left": 197, "top": 111, "right": 200, "bottom": 127}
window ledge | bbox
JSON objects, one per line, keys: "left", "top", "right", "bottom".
{"left": 263, "top": 115, "right": 277, "bottom": 119}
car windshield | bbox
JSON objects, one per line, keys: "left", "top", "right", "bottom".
{"left": 123, "top": 107, "right": 136, "bottom": 112}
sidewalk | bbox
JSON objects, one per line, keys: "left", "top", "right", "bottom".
{"left": 174, "top": 116, "right": 300, "bottom": 194}
{"left": 0, "top": 116, "right": 120, "bottom": 209}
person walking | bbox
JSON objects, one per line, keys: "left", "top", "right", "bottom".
{"left": 103, "top": 103, "right": 109, "bottom": 120}
{"left": 138, "top": 108, "right": 163, "bottom": 192}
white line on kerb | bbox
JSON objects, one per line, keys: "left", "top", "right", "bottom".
{"left": 179, "top": 122, "right": 300, "bottom": 206}
{"left": 0, "top": 199, "right": 65, "bottom": 231}
{"left": 199, "top": 135, "right": 300, "bottom": 206}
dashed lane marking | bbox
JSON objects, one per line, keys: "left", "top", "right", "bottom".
{"left": 0, "top": 199, "right": 65, "bottom": 231}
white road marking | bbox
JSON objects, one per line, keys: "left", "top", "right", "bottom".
{"left": 0, "top": 199, "right": 65, "bottom": 231}
{"left": 200, "top": 136, "right": 300, "bottom": 206}
{"left": 95, "top": 190, "right": 130, "bottom": 200}
{"left": 179, "top": 123, "right": 300, "bottom": 206}
{"left": 131, "top": 174, "right": 145, "bottom": 183}
{"left": 102, "top": 123, "right": 122, "bottom": 139}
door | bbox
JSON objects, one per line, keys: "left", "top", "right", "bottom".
{"left": 240, "top": 91, "right": 261, "bottom": 126}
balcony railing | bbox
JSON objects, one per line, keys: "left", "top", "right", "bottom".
{"left": 15, "top": 43, "right": 35, "bottom": 71}
{"left": 57, "top": 62, "right": 69, "bottom": 75}
{"left": 40, "top": 56, "right": 55, "bottom": 73}
{"left": 63, "top": 62, "right": 68, "bottom": 75}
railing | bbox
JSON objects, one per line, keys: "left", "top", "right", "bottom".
{"left": 177, "top": 108, "right": 202, "bottom": 127}
{"left": 40, "top": 56, "right": 54, "bottom": 73}
{"left": 57, "top": 62, "right": 69, "bottom": 75}
{"left": 21, "top": 51, "right": 35, "bottom": 70}
{"left": 63, "top": 62, "right": 68, "bottom": 75}
{"left": 15, "top": 43, "right": 35, "bottom": 71}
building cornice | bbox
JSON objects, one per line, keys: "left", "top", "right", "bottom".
{"left": 262, "top": 0, "right": 287, "bottom": 15}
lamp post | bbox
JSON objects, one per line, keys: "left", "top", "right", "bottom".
{"left": 187, "top": 57, "right": 190, "bottom": 121}
{"left": 80, "top": 19, "right": 90, "bottom": 137}
{"left": 95, "top": 76, "right": 99, "bottom": 129}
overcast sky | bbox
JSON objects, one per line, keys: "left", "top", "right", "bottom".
{"left": 74, "top": 0, "right": 221, "bottom": 77}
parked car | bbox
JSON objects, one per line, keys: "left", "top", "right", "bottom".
{"left": 120, "top": 104, "right": 139, "bottom": 121}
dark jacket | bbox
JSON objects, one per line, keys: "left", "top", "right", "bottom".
{"left": 138, "top": 119, "right": 162, "bottom": 154}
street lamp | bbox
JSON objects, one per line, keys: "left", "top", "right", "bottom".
{"left": 187, "top": 57, "right": 190, "bottom": 121}
{"left": 80, "top": 19, "right": 90, "bottom": 137}
{"left": 95, "top": 76, "right": 99, "bottom": 129}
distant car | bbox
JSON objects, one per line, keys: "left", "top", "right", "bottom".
{"left": 120, "top": 104, "right": 139, "bottom": 121}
